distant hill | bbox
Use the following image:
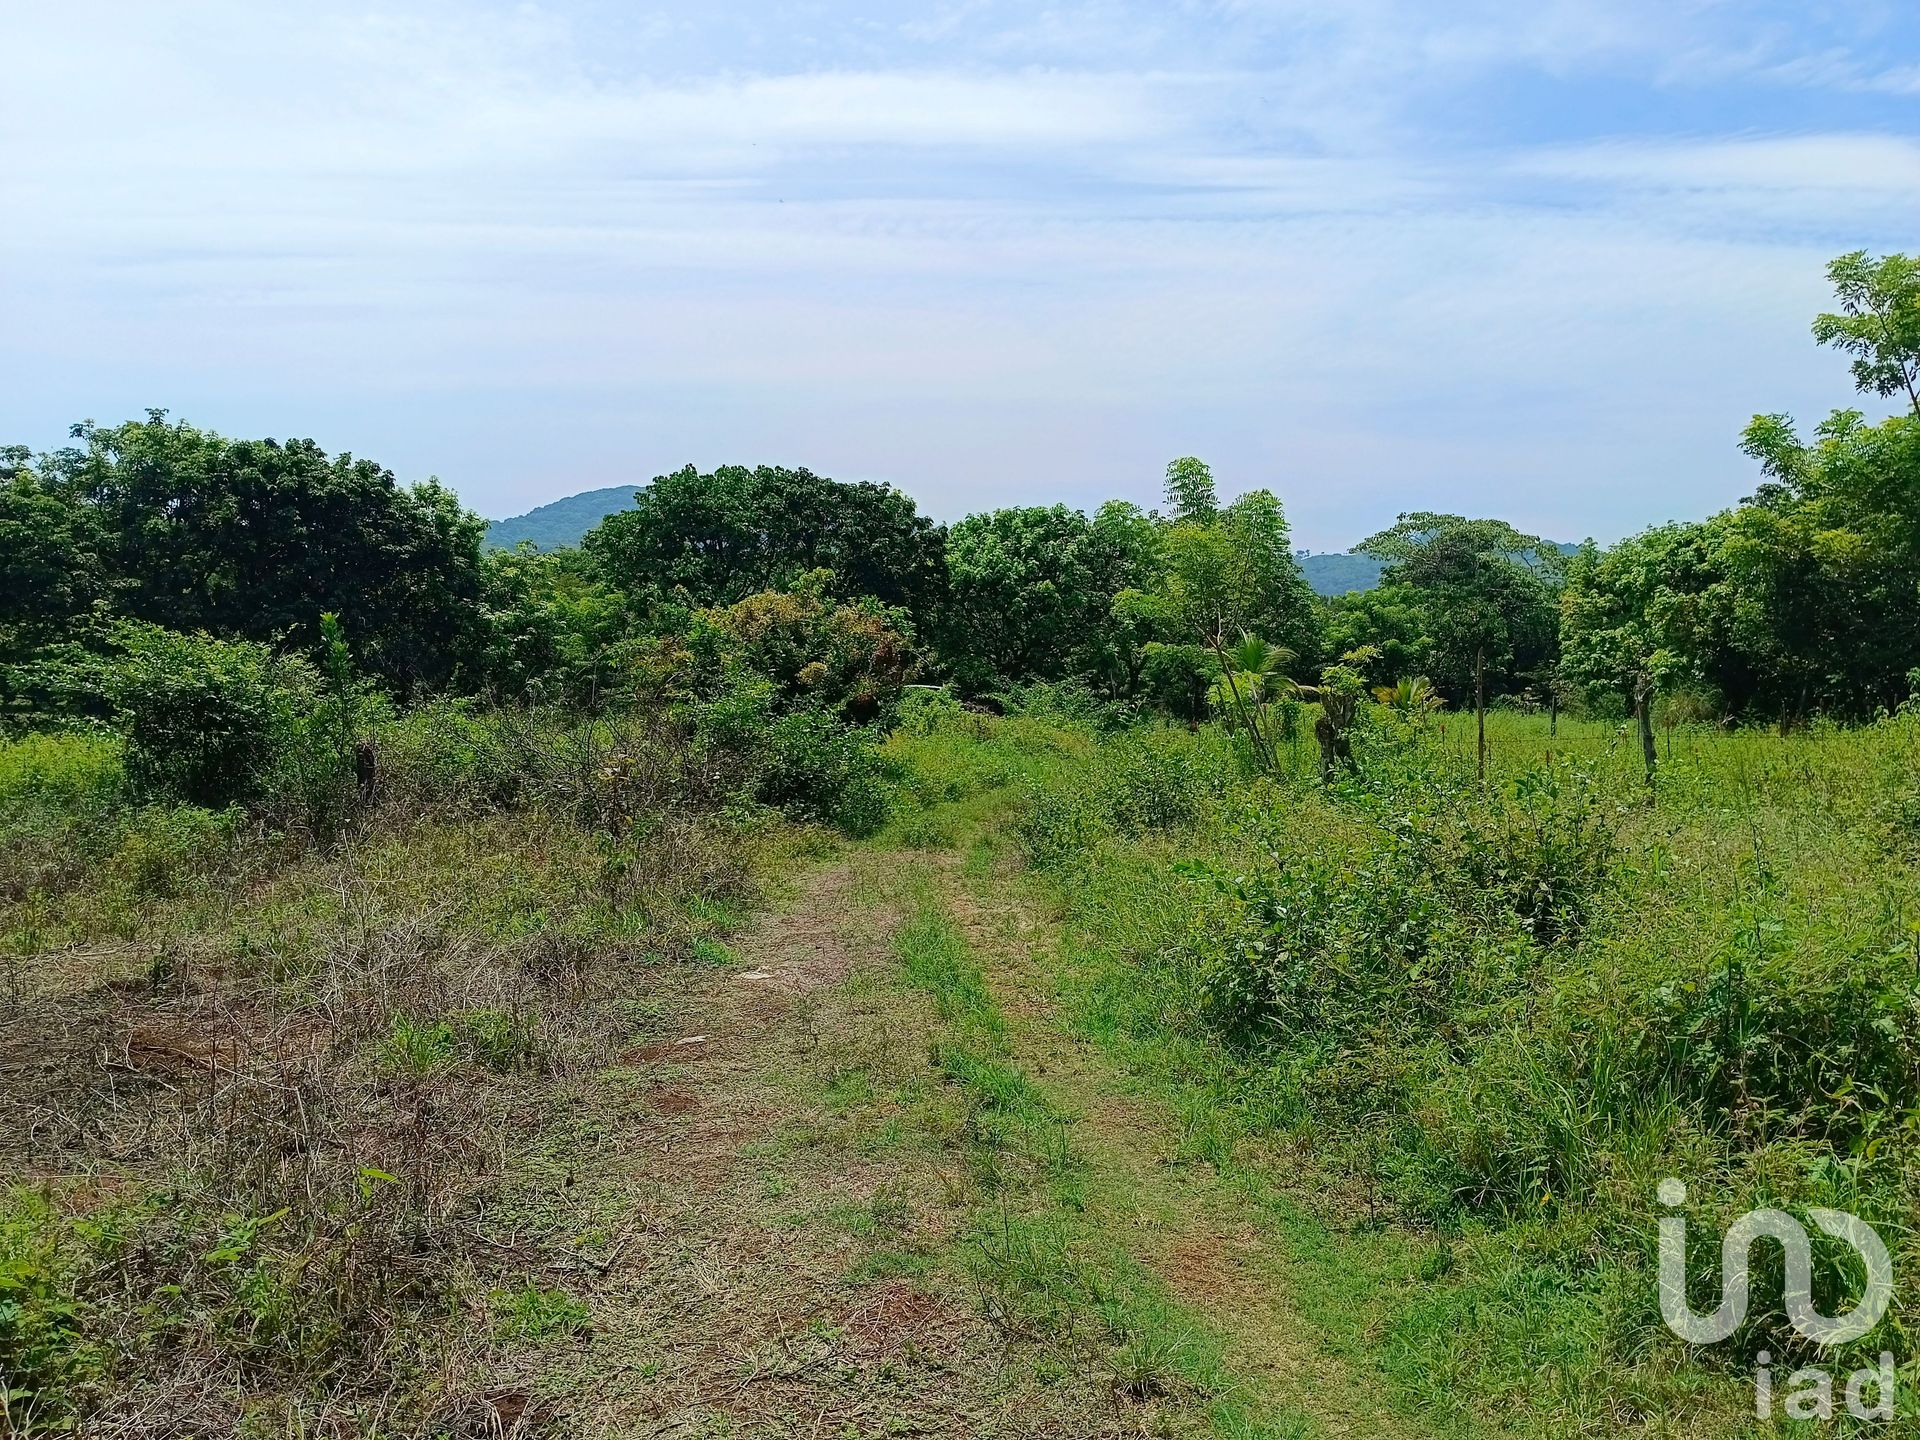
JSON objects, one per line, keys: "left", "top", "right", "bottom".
{"left": 1298, "top": 541, "right": 1579, "bottom": 598}
{"left": 1297, "top": 551, "right": 1387, "bottom": 597}
{"left": 486, "top": 485, "right": 639, "bottom": 550}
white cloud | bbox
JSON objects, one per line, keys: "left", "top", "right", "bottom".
{"left": 2, "top": 0, "right": 1914, "bottom": 540}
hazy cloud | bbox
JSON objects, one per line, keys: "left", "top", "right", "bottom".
{"left": 4, "top": 0, "right": 1916, "bottom": 545}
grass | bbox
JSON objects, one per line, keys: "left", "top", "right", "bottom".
{"left": 0, "top": 718, "right": 797, "bottom": 1434}
{"left": 880, "top": 699, "right": 1920, "bottom": 1435}
{"left": 887, "top": 877, "right": 1322, "bottom": 1437}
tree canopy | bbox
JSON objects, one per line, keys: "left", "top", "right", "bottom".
{"left": 583, "top": 464, "right": 945, "bottom": 625}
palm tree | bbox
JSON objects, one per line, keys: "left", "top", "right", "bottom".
{"left": 1206, "top": 632, "right": 1298, "bottom": 769}
{"left": 1375, "top": 674, "right": 1442, "bottom": 715}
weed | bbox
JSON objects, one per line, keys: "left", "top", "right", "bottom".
{"left": 491, "top": 1282, "right": 590, "bottom": 1342}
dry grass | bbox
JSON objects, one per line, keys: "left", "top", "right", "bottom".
{"left": 0, "top": 793, "right": 786, "bottom": 1437}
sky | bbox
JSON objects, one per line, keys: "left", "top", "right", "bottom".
{"left": 3, "top": 2, "right": 1917, "bottom": 549}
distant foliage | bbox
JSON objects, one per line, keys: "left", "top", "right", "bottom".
{"left": 583, "top": 462, "right": 945, "bottom": 623}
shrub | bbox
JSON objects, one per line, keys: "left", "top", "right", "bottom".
{"left": 756, "top": 709, "right": 891, "bottom": 836}
{"left": 95, "top": 623, "right": 321, "bottom": 810}
{"left": 1444, "top": 765, "right": 1619, "bottom": 946}
{"left": 105, "top": 804, "right": 243, "bottom": 898}
{"left": 691, "top": 679, "right": 890, "bottom": 835}
{"left": 0, "top": 731, "right": 122, "bottom": 815}
{"left": 384, "top": 1009, "right": 542, "bottom": 1075}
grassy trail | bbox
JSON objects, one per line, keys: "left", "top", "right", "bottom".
{"left": 553, "top": 801, "right": 1481, "bottom": 1437}
{"left": 917, "top": 856, "right": 1443, "bottom": 1440}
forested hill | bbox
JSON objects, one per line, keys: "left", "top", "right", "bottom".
{"left": 486, "top": 484, "right": 639, "bottom": 549}
{"left": 1296, "top": 550, "right": 1388, "bottom": 596}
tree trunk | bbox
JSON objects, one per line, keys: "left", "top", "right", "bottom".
{"left": 1548, "top": 688, "right": 1559, "bottom": 739}
{"left": 1636, "top": 676, "right": 1657, "bottom": 790}
{"left": 1475, "top": 645, "right": 1487, "bottom": 783}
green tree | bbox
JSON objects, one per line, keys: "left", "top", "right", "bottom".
{"left": 476, "top": 545, "right": 648, "bottom": 707}
{"left": 1163, "top": 456, "right": 1218, "bottom": 522}
{"left": 0, "top": 447, "right": 105, "bottom": 657}
{"left": 34, "top": 413, "right": 487, "bottom": 692}
{"left": 692, "top": 570, "right": 913, "bottom": 724}
{"left": 1560, "top": 526, "right": 1725, "bottom": 781}
{"left": 1162, "top": 490, "right": 1319, "bottom": 660}
{"left": 1360, "top": 513, "right": 1560, "bottom": 778}
{"left": 583, "top": 464, "right": 944, "bottom": 625}
{"left": 1812, "top": 250, "right": 1920, "bottom": 416}
{"left": 1320, "top": 583, "right": 1432, "bottom": 690}
{"left": 938, "top": 505, "right": 1097, "bottom": 691}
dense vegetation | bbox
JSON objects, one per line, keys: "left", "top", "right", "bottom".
{"left": 3, "top": 252, "right": 1918, "bottom": 1433}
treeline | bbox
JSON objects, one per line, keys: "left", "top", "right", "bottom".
{"left": 5, "top": 250, "right": 1918, "bottom": 746}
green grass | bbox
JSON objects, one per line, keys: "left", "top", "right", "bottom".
{"left": 880, "top": 699, "right": 1920, "bottom": 1434}
{"left": 889, "top": 881, "right": 1318, "bottom": 1437}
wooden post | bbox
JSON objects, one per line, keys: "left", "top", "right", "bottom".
{"left": 1636, "top": 675, "right": 1657, "bottom": 790}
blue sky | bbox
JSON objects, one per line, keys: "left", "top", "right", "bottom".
{"left": 3, "top": 1, "right": 1916, "bottom": 548}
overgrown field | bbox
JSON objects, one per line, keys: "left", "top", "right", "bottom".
{"left": 0, "top": 701, "right": 854, "bottom": 1436}
{"left": 882, "top": 696, "right": 1920, "bottom": 1432}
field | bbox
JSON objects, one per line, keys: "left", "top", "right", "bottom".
{"left": 6, "top": 694, "right": 1916, "bottom": 1436}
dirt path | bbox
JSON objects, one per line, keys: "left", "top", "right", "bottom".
{"left": 558, "top": 855, "right": 1144, "bottom": 1438}
{"left": 936, "top": 860, "right": 1438, "bottom": 1440}
{"left": 547, "top": 844, "right": 1449, "bottom": 1439}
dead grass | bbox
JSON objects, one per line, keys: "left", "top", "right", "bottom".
{"left": 0, "top": 801, "right": 783, "bottom": 1438}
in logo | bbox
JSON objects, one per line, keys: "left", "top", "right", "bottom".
{"left": 1657, "top": 1178, "right": 1897, "bottom": 1421}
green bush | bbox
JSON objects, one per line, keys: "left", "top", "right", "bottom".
{"left": 1442, "top": 765, "right": 1619, "bottom": 946}
{"left": 0, "top": 731, "right": 122, "bottom": 815}
{"left": 691, "top": 679, "right": 890, "bottom": 835}
{"left": 97, "top": 623, "right": 321, "bottom": 810}
{"left": 105, "top": 805, "right": 243, "bottom": 899}
{"left": 757, "top": 709, "right": 891, "bottom": 836}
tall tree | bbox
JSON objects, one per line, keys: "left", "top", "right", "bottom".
{"left": 1162, "top": 489, "right": 1320, "bottom": 661}
{"left": 938, "top": 505, "right": 1098, "bottom": 691}
{"left": 0, "top": 446, "right": 106, "bottom": 656}
{"left": 1812, "top": 251, "right": 1920, "bottom": 416}
{"left": 583, "top": 464, "right": 945, "bottom": 626}
{"left": 1360, "top": 513, "right": 1560, "bottom": 778}
{"left": 34, "top": 413, "right": 487, "bottom": 692}
{"left": 1163, "top": 456, "right": 1219, "bottom": 523}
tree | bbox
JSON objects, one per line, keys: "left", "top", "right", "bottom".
{"left": 938, "top": 505, "right": 1098, "bottom": 691}
{"left": 1320, "top": 583, "right": 1432, "bottom": 691}
{"left": 0, "top": 447, "right": 106, "bottom": 656}
{"left": 1360, "top": 513, "right": 1560, "bottom": 779}
{"left": 583, "top": 464, "right": 945, "bottom": 626}
{"left": 1163, "top": 456, "right": 1218, "bottom": 522}
{"left": 1726, "top": 408, "right": 1920, "bottom": 720}
{"left": 34, "top": 413, "right": 488, "bottom": 693}
{"left": 1162, "top": 489, "right": 1320, "bottom": 660}
{"left": 1560, "top": 527, "right": 1720, "bottom": 783}
{"left": 1812, "top": 251, "right": 1920, "bottom": 416}
{"left": 475, "top": 545, "right": 648, "bottom": 707}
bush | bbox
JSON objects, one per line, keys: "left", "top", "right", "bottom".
{"left": 0, "top": 731, "right": 122, "bottom": 815}
{"left": 691, "top": 678, "right": 890, "bottom": 836}
{"left": 105, "top": 805, "right": 243, "bottom": 899}
{"left": 756, "top": 709, "right": 891, "bottom": 836}
{"left": 96, "top": 623, "right": 322, "bottom": 810}
{"left": 0, "top": 1191, "right": 94, "bottom": 1429}
{"left": 1444, "top": 765, "right": 1619, "bottom": 947}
